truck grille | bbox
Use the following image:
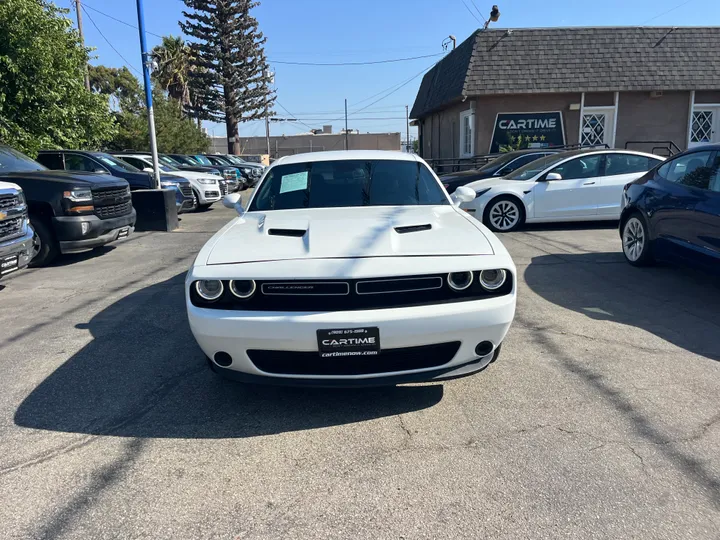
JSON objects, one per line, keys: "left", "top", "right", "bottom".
{"left": 0, "top": 194, "right": 20, "bottom": 210}
{"left": 92, "top": 186, "right": 128, "bottom": 204}
{"left": 95, "top": 200, "right": 133, "bottom": 220}
{"left": 180, "top": 184, "right": 193, "bottom": 198}
{"left": 0, "top": 216, "right": 23, "bottom": 241}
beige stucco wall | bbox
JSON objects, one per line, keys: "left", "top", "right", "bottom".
{"left": 211, "top": 133, "right": 401, "bottom": 157}
{"left": 615, "top": 91, "right": 691, "bottom": 151}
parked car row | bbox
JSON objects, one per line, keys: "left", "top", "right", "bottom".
{"left": 0, "top": 145, "right": 259, "bottom": 273}
{"left": 450, "top": 144, "right": 719, "bottom": 272}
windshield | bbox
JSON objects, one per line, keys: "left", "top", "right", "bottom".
{"left": 250, "top": 159, "right": 449, "bottom": 211}
{"left": 0, "top": 146, "right": 47, "bottom": 173}
{"left": 476, "top": 153, "right": 518, "bottom": 173}
{"left": 97, "top": 154, "right": 141, "bottom": 172}
{"left": 207, "top": 155, "right": 233, "bottom": 166}
{"left": 506, "top": 153, "right": 568, "bottom": 180}
{"left": 193, "top": 155, "right": 212, "bottom": 166}
{"left": 159, "top": 155, "right": 181, "bottom": 167}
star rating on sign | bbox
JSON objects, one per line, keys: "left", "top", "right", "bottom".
{"left": 532, "top": 135, "right": 539, "bottom": 141}
{"left": 540, "top": 135, "right": 546, "bottom": 141}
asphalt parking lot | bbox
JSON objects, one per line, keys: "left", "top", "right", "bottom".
{"left": 1, "top": 205, "right": 719, "bottom": 539}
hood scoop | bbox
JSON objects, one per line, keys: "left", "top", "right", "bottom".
{"left": 394, "top": 224, "right": 432, "bottom": 234}
{"left": 268, "top": 228, "right": 307, "bottom": 237}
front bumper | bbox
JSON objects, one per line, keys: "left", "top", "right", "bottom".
{"left": 53, "top": 210, "right": 136, "bottom": 253}
{"left": 187, "top": 294, "right": 516, "bottom": 385}
{"left": 0, "top": 225, "right": 34, "bottom": 277}
{"left": 198, "top": 189, "right": 221, "bottom": 204}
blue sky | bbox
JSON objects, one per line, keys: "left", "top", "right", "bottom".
{"left": 55, "top": 0, "right": 718, "bottom": 141}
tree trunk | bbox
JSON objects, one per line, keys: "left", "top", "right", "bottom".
{"left": 223, "top": 83, "right": 240, "bottom": 155}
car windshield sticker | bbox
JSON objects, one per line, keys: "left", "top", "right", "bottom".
{"left": 280, "top": 171, "right": 308, "bottom": 194}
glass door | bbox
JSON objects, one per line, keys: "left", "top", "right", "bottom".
{"left": 690, "top": 107, "right": 720, "bottom": 148}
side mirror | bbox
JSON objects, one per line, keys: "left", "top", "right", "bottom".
{"left": 94, "top": 168, "right": 107, "bottom": 174}
{"left": 451, "top": 186, "right": 476, "bottom": 206}
{"left": 222, "top": 193, "right": 244, "bottom": 214}
{"left": 544, "top": 172, "right": 562, "bottom": 181}
{"left": 143, "top": 168, "right": 153, "bottom": 172}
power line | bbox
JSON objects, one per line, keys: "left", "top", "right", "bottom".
{"left": 269, "top": 53, "right": 444, "bottom": 66}
{"left": 470, "top": 0, "right": 488, "bottom": 23}
{"left": 83, "top": 2, "right": 164, "bottom": 39}
{"left": 275, "top": 101, "right": 315, "bottom": 130}
{"left": 81, "top": 5, "right": 141, "bottom": 74}
{"left": 642, "top": 0, "right": 695, "bottom": 24}
{"left": 459, "top": 0, "right": 483, "bottom": 25}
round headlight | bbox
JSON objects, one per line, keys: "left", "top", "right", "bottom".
{"left": 479, "top": 269, "right": 507, "bottom": 290}
{"left": 229, "top": 279, "right": 256, "bottom": 299}
{"left": 447, "top": 271, "right": 473, "bottom": 291}
{"left": 195, "top": 280, "right": 224, "bottom": 301}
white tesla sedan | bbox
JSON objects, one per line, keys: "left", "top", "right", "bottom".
{"left": 461, "top": 149, "right": 664, "bottom": 232}
{"left": 186, "top": 150, "right": 516, "bottom": 386}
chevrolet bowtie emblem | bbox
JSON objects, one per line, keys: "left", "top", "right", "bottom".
{"left": 0, "top": 211, "right": 7, "bottom": 221}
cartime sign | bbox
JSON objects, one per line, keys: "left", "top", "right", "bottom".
{"left": 490, "top": 112, "right": 565, "bottom": 153}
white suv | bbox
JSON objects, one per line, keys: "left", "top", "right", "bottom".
{"left": 114, "top": 154, "right": 222, "bottom": 210}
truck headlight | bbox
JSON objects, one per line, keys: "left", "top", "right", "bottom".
{"left": 63, "top": 188, "right": 93, "bottom": 202}
{"left": 17, "top": 190, "right": 26, "bottom": 205}
{"left": 160, "top": 181, "right": 179, "bottom": 188}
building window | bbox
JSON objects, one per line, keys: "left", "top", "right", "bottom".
{"left": 459, "top": 110, "right": 474, "bottom": 157}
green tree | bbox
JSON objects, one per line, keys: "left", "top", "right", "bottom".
{"left": 0, "top": 0, "right": 116, "bottom": 156}
{"left": 109, "top": 89, "right": 210, "bottom": 154}
{"left": 180, "top": 0, "right": 275, "bottom": 154}
{"left": 89, "top": 65, "right": 143, "bottom": 112}
{"left": 151, "top": 36, "right": 192, "bottom": 110}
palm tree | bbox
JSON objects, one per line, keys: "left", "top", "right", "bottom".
{"left": 151, "top": 36, "right": 192, "bottom": 110}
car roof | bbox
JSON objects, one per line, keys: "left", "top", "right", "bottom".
{"left": 274, "top": 150, "right": 418, "bottom": 166}
{"left": 549, "top": 148, "right": 663, "bottom": 160}
{"left": 679, "top": 143, "right": 720, "bottom": 153}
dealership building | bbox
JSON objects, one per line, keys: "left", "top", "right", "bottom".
{"left": 411, "top": 26, "right": 720, "bottom": 160}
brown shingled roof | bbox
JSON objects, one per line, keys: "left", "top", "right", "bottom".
{"left": 410, "top": 26, "right": 720, "bottom": 118}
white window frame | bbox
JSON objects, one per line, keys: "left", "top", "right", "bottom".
{"left": 578, "top": 91, "right": 619, "bottom": 148}
{"left": 459, "top": 110, "right": 475, "bottom": 158}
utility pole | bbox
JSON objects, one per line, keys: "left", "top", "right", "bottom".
{"left": 264, "top": 70, "right": 273, "bottom": 159}
{"left": 75, "top": 0, "right": 91, "bottom": 91}
{"left": 406, "top": 105, "right": 410, "bottom": 153}
{"left": 135, "top": 0, "right": 161, "bottom": 188}
{"left": 344, "top": 98, "right": 349, "bottom": 150}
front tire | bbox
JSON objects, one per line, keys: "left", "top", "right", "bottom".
{"left": 191, "top": 189, "right": 199, "bottom": 211}
{"left": 622, "top": 213, "right": 654, "bottom": 266}
{"left": 29, "top": 216, "right": 59, "bottom": 267}
{"left": 483, "top": 196, "right": 525, "bottom": 232}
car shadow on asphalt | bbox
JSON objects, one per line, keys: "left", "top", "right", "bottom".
{"left": 521, "top": 220, "right": 619, "bottom": 232}
{"left": 14, "top": 273, "right": 443, "bottom": 439}
{"left": 524, "top": 252, "right": 720, "bottom": 361}
{"left": 49, "top": 245, "right": 117, "bottom": 267}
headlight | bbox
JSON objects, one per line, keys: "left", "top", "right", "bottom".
{"left": 63, "top": 188, "right": 93, "bottom": 202}
{"left": 161, "top": 181, "right": 179, "bottom": 188}
{"left": 17, "top": 190, "right": 26, "bottom": 205}
{"left": 447, "top": 271, "right": 473, "bottom": 291}
{"left": 229, "top": 279, "right": 256, "bottom": 299}
{"left": 479, "top": 269, "right": 507, "bottom": 290}
{"left": 197, "top": 178, "right": 217, "bottom": 185}
{"left": 195, "top": 280, "right": 224, "bottom": 301}
{"left": 475, "top": 188, "right": 491, "bottom": 197}
{"left": 125, "top": 185, "right": 131, "bottom": 196}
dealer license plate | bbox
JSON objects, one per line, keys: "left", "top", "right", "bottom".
{"left": 0, "top": 255, "right": 19, "bottom": 276}
{"left": 117, "top": 227, "right": 130, "bottom": 239}
{"left": 317, "top": 327, "right": 380, "bottom": 358}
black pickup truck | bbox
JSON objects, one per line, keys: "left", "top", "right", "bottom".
{"left": 0, "top": 145, "right": 136, "bottom": 266}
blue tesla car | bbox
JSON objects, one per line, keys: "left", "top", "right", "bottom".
{"left": 620, "top": 143, "right": 720, "bottom": 273}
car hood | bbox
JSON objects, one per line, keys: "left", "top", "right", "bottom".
{"left": 167, "top": 170, "right": 217, "bottom": 182}
{"left": 442, "top": 169, "right": 493, "bottom": 181}
{"left": 206, "top": 205, "right": 494, "bottom": 265}
{"left": 0, "top": 170, "right": 128, "bottom": 187}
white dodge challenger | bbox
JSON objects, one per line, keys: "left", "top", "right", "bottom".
{"left": 186, "top": 150, "right": 516, "bottom": 386}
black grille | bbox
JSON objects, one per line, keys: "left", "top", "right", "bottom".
{"left": 180, "top": 184, "right": 193, "bottom": 198}
{"left": 190, "top": 271, "right": 513, "bottom": 312}
{"left": 94, "top": 200, "right": 133, "bottom": 219}
{"left": 0, "top": 194, "right": 20, "bottom": 210}
{"left": 248, "top": 341, "right": 461, "bottom": 375}
{"left": 0, "top": 217, "right": 23, "bottom": 241}
{"left": 205, "top": 191, "right": 220, "bottom": 198}
{"left": 92, "top": 186, "right": 128, "bottom": 203}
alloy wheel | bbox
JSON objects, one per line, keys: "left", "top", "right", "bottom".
{"left": 32, "top": 231, "right": 42, "bottom": 258}
{"left": 489, "top": 200, "right": 520, "bottom": 231}
{"left": 623, "top": 217, "right": 645, "bottom": 262}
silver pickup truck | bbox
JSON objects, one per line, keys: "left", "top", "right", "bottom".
{"left": 0, "top": 180, "right": 34, "bottom": 279}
